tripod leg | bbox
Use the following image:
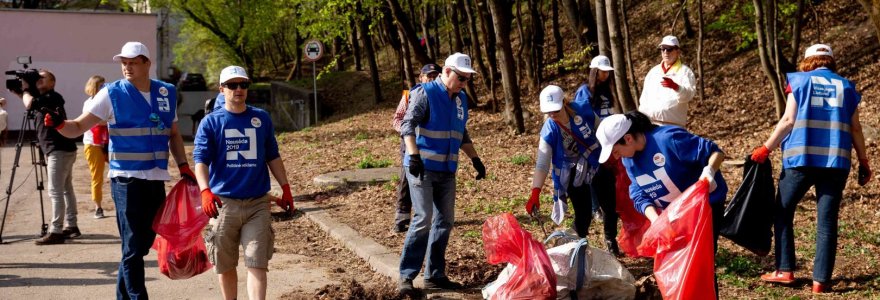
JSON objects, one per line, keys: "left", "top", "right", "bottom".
{"left": 0, "top": 113, "right": 36, "bottom": 242}
{"left": 32, "top": 141, "right": 48, "bottom": 237}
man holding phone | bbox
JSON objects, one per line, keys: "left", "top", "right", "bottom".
{"left": 637, "top": 35, "right": 696, "bottom": 128}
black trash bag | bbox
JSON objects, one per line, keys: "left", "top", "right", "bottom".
{"left": 720, "top": 156, "right": 774, "bottom": 256}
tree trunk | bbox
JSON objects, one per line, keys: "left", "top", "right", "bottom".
{"left": 551, "top": 0, "right": 565, "bottom": 73}
{"left": 621, "top": 0, "right": 639, "bottom": 101}
{"left": 605, "top": 0, "right": 635, "bottom": 112}
{"left": 477, "top": 0, "right": 500, "bottom": 112}
{"left": 399, "top": 25, "right": 416, "bottom": 88}
{"left": 681, "top": 6, "right": 695, "bottom": 38}
{"left": 464, "top": 0, "right": 491, "bottom": 90}
{"left": 431, "top": 6, "right": 442, "bottom": 58}
{"left": 560, "top": 0, "right": 587, "bottom": 46}
{"left": 791, "top": 0, "right": 804, "bottom": 63}
{"left": 528, "top": 0, "right": 544, "bottom": 88}
{"left": 515, "top": 0, "right": 528, "bottom": 84}
{"left": 858, "top": 0, "right": 880, "bottom": 45}
{"left": 357, "top": 1, "right": 383, "bottom": 104}
{"left": 753, "top": 0, "right": 786, "bottom": 118}
{"left": 595, "top": 0, "right": 610, "bottom": 56}
{"left": 350, "top": 17, "right": 363, "bottom": 71}
{"left": 386, "top": 0, "right": 432, "bottom": 65}
{"left": 697, "top": 0, "right": 704, "bottom": 100}
{"left": 333, "top": 36, "right": 345, "bottom": 71}
{"left": 381, "top": 2, "right": 405, "bottom": 84}
{"left": 488, "top": 0, "right": 525, "bottom": 133}
{"left": 448, "top": 0, "right": 480, "bottom": 107}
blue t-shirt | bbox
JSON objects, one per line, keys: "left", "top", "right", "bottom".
{"left": 193, "top": 106, "right": 280, "bottom": 198}
{"left": 622, "top": 126, "right": 727, "bottom": 215}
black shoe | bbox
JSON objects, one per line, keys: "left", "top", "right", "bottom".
{"left": 35, "top": 233, "right": 66, "bottom": 245}
{"left": 605, "top": 239, "right": 621, "bottom": 257}
{"left": 398, "top": 278, "right": 415, "bottom": 294}
{"left": 393, "top": 221, "right": 409, "bottom": 233}
{"left": 62, "top": 226, "right": 81, "bottom": 238}
{"left": 424, "top": 277, "right": 463, "bottom": 290}
{"left": 94, "top": 208, "right": 104, "bottom": 219}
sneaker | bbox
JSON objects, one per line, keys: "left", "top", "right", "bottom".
{"left": 62, "top": 226, "right": 81, "bottom": 238}
{"left": 94, "top": 208, "right": 105, "bottom": 219}
{"left": 398, "top": 278, "right": 415, "bottom": 294}
{"left": 760, "top": 271, "right": 795, "bottom": 285}
{"left": 424, "top": 277, "right": 463, "bottom": 290}
{"left": 35, "top": 233, "right": 65, "bottom": 245}
{"left": 393, "top": 221, "right": 409, "bottom": 233}
{"left": 605, "top": 239, "right": 622, "bottom": 257}
{"left": 592, "top": 209, "right": 604, "bottom": 221}
{"left": 812, "top": 281, "right": 830, "bottom": 293}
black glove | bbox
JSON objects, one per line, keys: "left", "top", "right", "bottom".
{"left": 41, "top": 108, "right": 65, "bottom": 129}
{"left": 472, "top": 157, "right": 486, "bottom": 180}
{"left": 408, "top": 154, "right": 424, "bottom": 178}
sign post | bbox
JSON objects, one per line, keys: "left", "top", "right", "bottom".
{"left": 303, "top": 39, "right": 324, "bottom": 126}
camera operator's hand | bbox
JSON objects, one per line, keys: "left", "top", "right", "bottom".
{"left": 41, "top": 108, "right": 65, "bottom": 130}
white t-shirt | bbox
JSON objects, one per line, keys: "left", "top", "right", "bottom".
{"left": 86, "top": 86, "right": 179, "bottom": 181}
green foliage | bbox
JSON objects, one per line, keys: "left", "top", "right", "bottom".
{"left": 356, "top": 155, "right": 392, "bottom": 169}
{"left": 355, "top": 132, "right": 369, "bottom": 141}
{"left": 546, "top": 46, "right": 593, "bottom": 72}
{"left": 707, "top": 3, "right": 757, "bottom": 51}
{"left": 462, "top": 230, "right": 482, "bottom": 240}
{"left": 509, "top": 154, "right": 531, "bottom": 166}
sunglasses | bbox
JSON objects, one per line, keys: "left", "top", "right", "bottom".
{"left": 222, "top": 81, "right": 250, "bottom": 90}
{"left": 451, "top": 69, "right": 471, "bottom": 82}
{"left": 660, "top": 47, "right": 678, "bottom": 53}
{"left": 149, "top": 112, "right": 166, "bottom": 131}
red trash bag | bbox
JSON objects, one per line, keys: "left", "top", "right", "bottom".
{"left": 637, "top": 180, "right": 716, "bottom": 300}
{"left": 153, "top": 179, "right": 209, "bottom": 249}
{"left": 612, "top": 158, "right": 651, "bottom": 257}
{"left": 482, "top": 213, "right": 556, "bottom": 300}
{"left": 151, "top": 179, "right": 212, "bottom": 279}
{"left": 153, "top": 235, "right": 212, "bottom": 279}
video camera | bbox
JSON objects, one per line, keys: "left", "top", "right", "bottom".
{"left": 5, "top": 56, "right": 40, "bottom": 96}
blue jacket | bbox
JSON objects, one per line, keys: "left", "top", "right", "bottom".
{"left": 623, "top": 126, "right": 727, "bottom": 214}
{"left": 106, "top": 79, "right": 176, "bottom": 171}
{"left": 782, "top": 68, "right": 860, "bottom": 170}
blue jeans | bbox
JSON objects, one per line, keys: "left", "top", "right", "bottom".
{"left": 774, "top": 167, "right": 848, "bottom": 284}
{"left": 111, "top": 177, "right": 166, "bottom": 300}
{"left": 399, "top": 168, "right": 456, "bottom": 281}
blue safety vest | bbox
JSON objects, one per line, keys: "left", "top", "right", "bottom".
{"left": 781, "top": 68, "right": 860, "bottom": 170}
{"left": 574, "top": 84, "right": 614, "bottom": 119}
{"left": 410, "top": 80, "right": 468, "bottom": 173}
{"left": 106, "top": 79, "right": 177, "bottom": 171}
{"left": 540, "top": 98, "right": 600, "bottom": 202}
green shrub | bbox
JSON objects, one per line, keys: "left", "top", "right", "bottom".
{"left": 510, "top": 154, "right": 531, "bottom": 166}
{"left": 356, "top": 155, "right": 392, "bottom": 169}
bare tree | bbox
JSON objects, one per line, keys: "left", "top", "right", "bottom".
{"left": 356, "top": 0, "right": 383, "bottom": 104}
{"left": 859, "top": 0, "right": 880, "bottom": 44}
{"left": 753, "top": 0, "right": 786, "bottom": 117}
{"left": 697, "top": 0, "right": 704, "bottom": 100}
{"left": 605, "top": 0, "right": 636, "bottom": 111}
{"left": 488, "top": 0, "right": 526, "bottom": 133}
{"left": 386, "top": 0, "right": 433, "bottom": 65}
{"left": 594, "top": 0, "right": 610, "bottom": 56}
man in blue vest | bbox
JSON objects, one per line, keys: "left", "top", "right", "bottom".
{"left": 397, "top": 53, "right": 486, "bottom": 294}
{"left": 44, "top": 41, "right": 194, "bottom": 300}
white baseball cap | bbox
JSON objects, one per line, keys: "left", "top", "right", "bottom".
{"left": 539, "top": 85, "right": 564, "bottom": 113}
{"left": 658, "top": 35, "right": 680, "bottom": 47}
{"left": 113, "top": 42, "right": 150, "bottom": 62}
{"left": 596, "top": 114, "right": 632, "bottom": 163}
{"left": 589, "top": 55, "right": 614, "bottom": 71}
{"left": 444, "top": 52, "right": 477, "bottom": 73}
{"left": 219, "top": 66, "right": 249, "bottom": 84}
{"left": 805, "top": 44, "right": 833, "bottom": 58}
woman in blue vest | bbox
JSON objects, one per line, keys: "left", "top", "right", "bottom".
{"left": 525, "top": 85, "right": 601, "bottom": 238}
{"left": 752, "top": 44, "right": 872, "bottom": 293}
{"left": 575, "top": 55, "right": 621, "bottom": 255}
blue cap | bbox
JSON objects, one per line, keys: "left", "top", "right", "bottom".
{"left": 420, "top": 64, "right": 441, "bottom": 75}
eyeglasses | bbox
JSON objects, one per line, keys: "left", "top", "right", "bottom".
{"left": 660, "top": 47, "right": 678, "bottom": 53}
{"left": 222, "top": 81, "right": 250, "bottom": 90}
{"left": 451, "top": 69, "right": 471, "bottom": 82}
{"left": 149, "top": 112, "right": 166, "bottom": 131}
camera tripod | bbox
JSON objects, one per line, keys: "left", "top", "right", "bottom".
{"left": 0, "top": 110, "right": 48, "bottom": 243}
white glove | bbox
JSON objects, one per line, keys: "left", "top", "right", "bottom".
{"left": 700, "top": 165, "right": 717, "bottom": 192}
{"left": 551, "top": 199, "right": 568, "bottom": 225}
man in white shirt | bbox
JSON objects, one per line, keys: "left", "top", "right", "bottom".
{"left": 637, "top": 35, "right": 696, "bottom": 127}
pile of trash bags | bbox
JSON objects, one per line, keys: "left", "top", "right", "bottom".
{"left": 152, "top": 179, "right": 212, "bottom": 279}
{"left": 482, "top": 213, "right": 635, "bottom": 300}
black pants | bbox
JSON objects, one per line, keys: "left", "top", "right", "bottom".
{"left": 394, "top": 139, "right": 412, "bottom": 225}
{"left": 591, "top": 164, "right": 619, "bottom": 241}
{"left": 567, "top": 169, "right": 593, "bottom": 238}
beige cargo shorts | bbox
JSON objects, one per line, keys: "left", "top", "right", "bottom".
{"left": 204, "top": 194, "right": 274, "bottom": 274}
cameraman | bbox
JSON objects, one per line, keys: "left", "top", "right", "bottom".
{"left": 14, "top": 70, "right": 79, "bottom": 245}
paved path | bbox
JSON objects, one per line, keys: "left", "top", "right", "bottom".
{"left": 0, "top": 143, "right": 337, "bottom": 299}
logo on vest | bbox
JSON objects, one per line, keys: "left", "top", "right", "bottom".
{"left": 159, "top": 87, "right": 169, "bottom": 97}
{"left": 809, "top": 76, "right": 844, "bottom": 108}
{"left": 251, "top": 117, "right": 262, "bottom": 128}
{"left": 653, "top": 153, "right": 666, "bottom": 167}
{"left": 157, "top": 97, "right": 171, "bottom": 112}
{"left": 456, "top": 98, "right": 464, "bottom": 120}
{"left": 573, "top": 115, "right": 583, "bottom": 125}
{"left": 224, "top": 128, "right": 257, "bottom": 163}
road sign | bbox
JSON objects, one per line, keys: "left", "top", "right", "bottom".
{"left": 304, "top": 39, "right": 324, "bottom": 62}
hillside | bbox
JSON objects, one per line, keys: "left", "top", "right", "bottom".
{"left": 275, "top": 1, "right": 880, "bottom": 298}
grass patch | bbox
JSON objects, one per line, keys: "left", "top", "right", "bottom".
{"left": 509, "top": 154, "right": 531, "bottom": 166}
{"left": 355, "top": 132, "right": 369, "bottom": 140}
{"left": 463, "top": 230, "right": 482, "bottom": 240}
{"left": 356, "top": 155, "right": 392, "bottom": 169}
{"left": 716, "top": 248, "right": 762, "bottom": 277}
